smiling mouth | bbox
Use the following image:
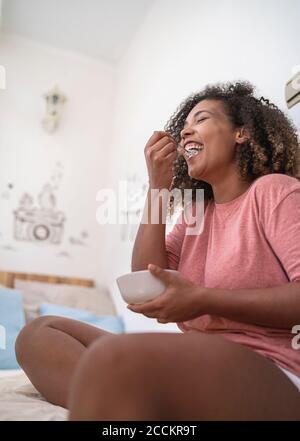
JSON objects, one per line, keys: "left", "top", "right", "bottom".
{"left": 184, "top": 142, "right": 204, "bottom": 159}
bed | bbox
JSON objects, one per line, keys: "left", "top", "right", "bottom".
{"left": 0, "top": 369, "right": 67, "bottom": 421}
{"left": 0, "top": 270, "right": 119, "bottom": 421}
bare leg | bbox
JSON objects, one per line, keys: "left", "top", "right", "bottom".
{"left": 15, "top": 316, "right": 116, "bottom": 408}
{"left": 69, "top": 332, "right": 300, "bottom": 420}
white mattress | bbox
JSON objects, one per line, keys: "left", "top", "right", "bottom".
{"left": 0, "top": 369, "right": 67, "bottom": 421}
{"left": 0, "top": 369, "right": 22, "bottom": 378}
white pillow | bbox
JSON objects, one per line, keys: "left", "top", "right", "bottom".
{"left": 14, "top": 279, "right": 117, "bottom": 323}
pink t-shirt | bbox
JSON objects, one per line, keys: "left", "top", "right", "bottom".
{"left": 166, "top": 173, "right": 300, "bottom": 377}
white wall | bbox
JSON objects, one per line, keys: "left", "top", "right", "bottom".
{"left": 1, "top": 0, "right": 299, "bottom": 333}
{"left": 0, "top": 34, "right": 116, "bottom": 293}
{"left": 104, "top": 0, "right": 300, "bottom": 331}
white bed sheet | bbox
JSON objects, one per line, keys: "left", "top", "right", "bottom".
{"left": 0, "top": 369, "right": 67, "bottom": 421}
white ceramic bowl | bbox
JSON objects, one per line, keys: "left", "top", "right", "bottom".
{"left": 116, "top": 269, "right": 179, "bottom": 304}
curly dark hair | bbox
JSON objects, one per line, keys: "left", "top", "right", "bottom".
{"left": 164, "top": 80, "right": 300, "bottom": 211}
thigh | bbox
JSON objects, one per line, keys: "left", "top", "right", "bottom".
{"left": 34, "top": 315, "right": 112, "bottom": 346}
{"left": 16, "top": 316, "right": 114, "bottom": 407}
{"left": 69, "top": 331, "right": 300, "bottom": 420}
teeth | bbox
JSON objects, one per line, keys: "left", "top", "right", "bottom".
{"left": 184, "top": 142, "right": 204, "bottom": 158}
{"left": 185, "top": 142, "right": 203, "bottom": 151}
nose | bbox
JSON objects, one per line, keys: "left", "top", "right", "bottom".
{"left": 180, "top": 125, "right": 194, "bottom": 142}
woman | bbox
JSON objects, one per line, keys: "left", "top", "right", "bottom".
{"left": 16, "top": 81, "right": 300, "bottom": 420}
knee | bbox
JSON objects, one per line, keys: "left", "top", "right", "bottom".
{"left": 73, "top": 334, "right": 150, "bottom": 382}
{"left": 15, "top": 315, "right": 62, "bottom": 367}
{"left": 71, "top": 334, "right": 131, "bottom": 383}
{"left": 68, "top": 335, "right": 152, "bottom": 419}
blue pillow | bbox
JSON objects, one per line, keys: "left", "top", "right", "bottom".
{"left": 39, "top": 303, "right": 125, "bottom": 334}
{"left": 0, "top": 286, "right": 25, "bottom": 369}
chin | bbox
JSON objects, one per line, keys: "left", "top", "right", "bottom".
{"left": 187, "top": 161, "right": 210, "bottom": 181}
{"left": 188, "top": 166, "right": 203, "bottom": 180}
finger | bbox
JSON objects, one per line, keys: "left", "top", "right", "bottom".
{"left": 145, "top": 137, "right": 173, "bottom": 159}
{"left": 143, "top": 311, "right": 160, "bottom": 319}
{"left": 157, "top": 318, "right": 169, "bottom": 324}
{"left": 127, "top": 307, "right": 160, "bottom": 317}
{"left": 156, "top": 131, "right": 175, "bottom": 141}
{"left": 164, "top": 131, "right": 175, "bottom": 141}
{"left": 128, "top": 308, "right": 158, "bottom": 320}
{"left": 152, "top": 146, "right": 177, "bottom": 164}
{"left": 165, "top": 151, "right": 177, "bottom": 162}
{"left": 148, "top": 263, "right": 177, "bottom": 284}
{"left": 128, "top": 305, "right": 158, "bottom": 319}
{"left": 152, "top": 136, "right": 175, "bottom": 152}
{"left": 127, "top": 299, "right": 162, "bottom": 314}
{"left": 157, "top": 142, "right": 177, "bottom": 157}
{"left": 145, "top": 131, "right": 172, "bottom": 148}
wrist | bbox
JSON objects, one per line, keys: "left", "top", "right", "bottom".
{"left": 196, "top": 286, "right": 219, "bottom": 316}
{"left": 148, "top": 183, "right": 171, "bottom": 191}
{"left": 147, "top": 187, "right": 170, "bottom": 207}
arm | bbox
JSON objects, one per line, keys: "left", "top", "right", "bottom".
{"left": 130, "top": 179, "right": 300, "bottom": 327}
{"left": 131, "top": 188, "right": 169, "bottom": 271}
{"left": 205, "top": 282, "right": 300, "bottom": 329}
{"left": 131, "top": 131, "right": 177, "bottom": 272}
{"left": 128, "top": 266, "right": 300, "bottom": 329}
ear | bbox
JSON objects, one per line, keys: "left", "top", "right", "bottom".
{"left": 235, "top": 127, "right": 250, "bottom": 145}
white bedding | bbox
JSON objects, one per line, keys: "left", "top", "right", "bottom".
{"left": 0, "top": 369, "right": 67, "bottom": 421}
{"left": 0, "top": 277, "right": 118, "bottom": 420}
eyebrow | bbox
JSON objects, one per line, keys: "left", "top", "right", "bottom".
{"left": 183, "top": 110, "right": 214, "bottom": 127}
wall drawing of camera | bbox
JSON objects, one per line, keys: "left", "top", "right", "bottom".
{"left": 14, "top": 207, "right": 65, "bottom": 244}
{"left": 14, "top": 186, "right": 65, "bottom": 245}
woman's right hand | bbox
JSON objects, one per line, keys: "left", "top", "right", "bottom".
{"left": 144, "top": 131, "right": 177, "bottom": 190}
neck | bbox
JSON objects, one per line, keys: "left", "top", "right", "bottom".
{"left": 210, "top": 171, "right": 252, "bottom": 204}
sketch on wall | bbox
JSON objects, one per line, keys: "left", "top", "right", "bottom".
{"left": 57, "top": 250, "right": 71, "bottom": 258}
{"left": 0, "top": 182, "right": 18, "bottom": 251}
{"left": 2, "top": 244, "right": 18, "bottom": 251}
{"left": 1, "top": 183, "right": 14, "bottom": 200}
{"left": 69, "top": 230, "right": 89, "bottom": 246}
{"left": 1, "top": 161, "right": 92, "bottom": 256}
{"left": 14, "top": 184, "right": 66, "bottom": 244}
{"left": 12, "top": 161, "right": 67, "bottom": 245}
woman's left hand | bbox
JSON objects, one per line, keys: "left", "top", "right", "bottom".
{"left": 127, "top": 264, "right": 209, "bottom": 323}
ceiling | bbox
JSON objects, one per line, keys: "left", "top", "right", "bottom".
{"left": 0, "top": 0, "right": 155, "bottom": 64}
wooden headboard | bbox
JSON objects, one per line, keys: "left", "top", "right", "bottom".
{"left": 0, "top": 271, "right": 94, "bottom": 289}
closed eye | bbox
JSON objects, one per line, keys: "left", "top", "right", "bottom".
{"left": 197, "top": 117, "right": 208, "bottom": 123}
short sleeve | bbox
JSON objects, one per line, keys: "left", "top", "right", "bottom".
{"left": 264, "top": 188, "right": 300, "bottom": 282}
{"left": 165, "top": 212, "right": 186, "bottom": 270}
